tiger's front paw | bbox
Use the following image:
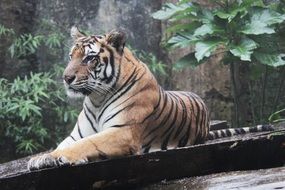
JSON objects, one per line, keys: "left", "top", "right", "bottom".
{"left": 28, "top": 152, "right": 88, "bottom": 171}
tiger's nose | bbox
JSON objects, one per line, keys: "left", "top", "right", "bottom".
{"left": 64, "top": 75, "right": 76, "bottom": 84}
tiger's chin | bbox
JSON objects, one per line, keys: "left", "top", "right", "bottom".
{"left": 66, "top": 87, "right": 91, "bottom": 98}
{"left": 66, "top": 88, "right": 85, "bottom": 98}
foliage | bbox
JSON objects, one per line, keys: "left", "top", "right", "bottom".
{"left": 152, "top": 0, "right": 285, "bottom": 69}
{"left": 9, "top": 34, "right": 44, "bottom": 58}
{"left": 0, "top": 24, "right": 15, "bottom": 37}
{"left": 268, "top": 108, "right": 285, "bottom": 123}
{"left": 8, "top": 32, "right": 65, "bottom": 58}
{"left": 153, "top": 0, "right": 285, "bottom": 126}
{"left": 0, "top": 69, "right": 79, "bottom": 155}
{"left": 0, "top": 22, "right": 79, "bottom": 160}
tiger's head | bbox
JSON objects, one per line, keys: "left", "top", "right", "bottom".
{"left": 63, "top": 27, "right": 126, "bottom": 98}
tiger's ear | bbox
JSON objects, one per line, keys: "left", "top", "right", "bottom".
{"left": 70, "top": 26, "right": 86, "bottom": 41}
{"left": 106, "top": 30, "right": 126, "bottom": 53}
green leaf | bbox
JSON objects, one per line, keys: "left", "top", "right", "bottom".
{"left": 253, "top": 52, "right": 285, "bottom": 67}
{"left": 200, "top": 9, "right": 214, "bottom": 24}
{"left": 230, "top": 38, "right": 258, "bottom": 61}
{"left": 173, "top": 52, "right": 203, "bottom": 70}
{"left": 167, "top": 33, "right": 198, "bottom": 48}
{"left": 215, "top": 7, "right": 246, "bottom": 22}
{"left": 166, "top": 22, "right": 200, "bottom": 33}
{"left": 241, "top": 8, "right": 285, "bottom": 35}
{"left": 193, "top": 24, "right": 213, "bottom": 36}
{"left": 268, "top": 108, "right": 285, "bottom": 123}
{"left": 193, "top": 23, "right": 224, "bottom": 37}
{"left": 152, "top": 3, "right": 189, "bottom": 20}
{"left": 195, "top": 40, "right": 221, "bottom": 62}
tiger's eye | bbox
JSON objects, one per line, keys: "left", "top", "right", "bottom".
{"left": 82, "top": 55, "right": 95, "bottom": 64}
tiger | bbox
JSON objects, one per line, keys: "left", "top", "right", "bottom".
{"left": 28, "top": 27, "right": 274, "bottom": 170}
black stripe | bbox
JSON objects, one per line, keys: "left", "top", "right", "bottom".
{"left": 103, "top": 64, "right": 108, "bottom": 79}
{"left": 98, "top": 152, "right": 108, "bottom": 160}
{"left": 69, "top": 135, "right": 76, "bottom": 141}
{"left": 220, "top": 130, "right": 226, "bottom": 137}
{"left": 90, "top": 71, "right": 96, "bottom": 80}
{"left": 85, "top": 103, "right": 97, "bottom": 122}
{"left": 189, "top": 94, "right": 202, "bottom": 138}
{"left": 143, "top": 146, "right": 151, "bottom": 153}
{"left": 178, "top": 121, "right": 191, "bottom": 147}
{"left": 110, "top": 124, "right": 129, "bottom": 127}
{"left": 177, "top": 96, "right": 193, "bottom": 147}
{"left": 173, "top": 93, "right": 188, "bottom": 139}
{"left": 154, "top": 87, "right": 163, "bottom": 110}
{"left": 226, "top": 129, "right": 232, "bottom": 136}
{"left": 77, "top": 122, "right": 83, "bottom": 138}
{"left": 103, "top": 102, "right": 135, "bottom": 124}
{"left": 98, "top": 67, "right": 138, "bottom": 121}
{"left": 105, "top": 48, "right": 115, "bottom": 84}
{"left": 161, "top": 128, "right": 175, "bottom": 150}
{"left": 240, "top": 128, "right": 246, "bottom": 134}
{"left": 249, "top": 127, "right": 258, "bottom": 132}
{"left": 144, "top": 92, "right": 174, "bottom": 139}
{"left": 214, "top": 130, "right": 219, "bottom": 138}
{"left": 207, "top": 133, "right": 214, "bottom": 140}
{"left": 98, "top": 153, "right": 108, "bottom": 160}
{"left": 102, "top": 57, "right": 109, "bottom": 80}
{"left": 76, "top": 80, "right": 88, "bottom": 85}
{"left": 142, "top": 136, "right": 156, "bottom": 149}
{"left": 235, "top": 128, "right": 241, "bottom": 134}
{"left": 152, "top": 90, "right": 168, "bottom": 121}
{"left": 161, "top": 93, "right": 179, "bottom": 138}
{"left": 103, "top": 57, "right": 108, "bottom": 64}
{"left": 141, "top": 87, "right": 162, "bottom": 123}
{"left": 185, "top": 94, "right": 200, "bottom": 138}
{"left": 83, "top": 106, "right": 97, "bottom": 133}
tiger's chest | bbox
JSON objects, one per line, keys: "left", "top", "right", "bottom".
{"left": 83, "top": 97, "right": 127, "bottom": 132}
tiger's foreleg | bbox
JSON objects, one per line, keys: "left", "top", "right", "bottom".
{"left": 28, "top": 126, "right": 141, "bottom": 170}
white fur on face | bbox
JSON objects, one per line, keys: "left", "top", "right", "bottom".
{"left": 66, "top": 89, "right": 85, "bottom": 98}
{"left": 84, "top": 43, "right": 100, "bottom": 55}
{"left": 64, "top": 81, "right": 85, "bottom": 98}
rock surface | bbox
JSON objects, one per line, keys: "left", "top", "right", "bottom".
{"left": 0, "top": 125, "right": 284, "bottom": 190}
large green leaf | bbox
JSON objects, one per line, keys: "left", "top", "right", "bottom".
{"left": 168, "top": 33, "right": 198, "bottom": 48}
{"left": 230, "top": 38, "right": 258, "bottom": 61}
{"left": 195, "top": 40, "right": 221, "bottom": 62}
{"left": 253, "top": 52, "right": 285, "bottom": 67}
{"left": 166, "top": 22, "right": 201, "bottom": 34}
{"left": 251, "top": 34, "right": 280, "bottom": 53}
{"left": 200, "top": 9, "right": 214, "bottom": 24}
{"left": 215, "top": 5, "right": 247, "bottom": 22}
{"left": 241, "top": 8, "right": 285, "bottom": 35}
{"left": 193, "top": 24, "right": 213, "bottom": 36}
{"left": 173, "top": 52, "right": 204, "bottom": 70}
{"left": 152, "top": 3, "right": 189, "bottom": 20}
{"left": 193, "top": 23, "right": 224, "bottom": 37}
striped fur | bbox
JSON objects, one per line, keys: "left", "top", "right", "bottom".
{"left": 28, "top": 28, "right": 272, "bottom": 171}
{"left": 208, "top": 124, "right": 274, "bottom": 140}
{"left": 55, "top": 28, "right": 210, "bottom": 153}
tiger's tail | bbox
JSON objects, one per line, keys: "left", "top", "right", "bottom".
{"left": 207, "top": 124, "right": 274, "bottom": 140}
